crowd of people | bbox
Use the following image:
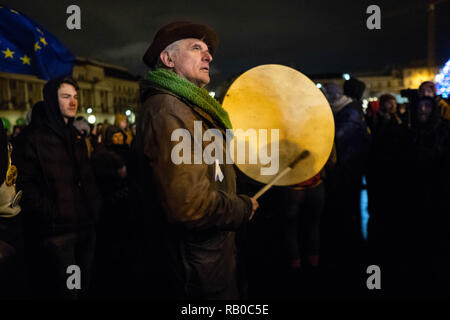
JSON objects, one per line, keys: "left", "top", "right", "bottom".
{"left": 1, "top": 20, "right": 450, "bottom": 300}
{"left": 0, "top": 76, "right": 144, "bottom": 299}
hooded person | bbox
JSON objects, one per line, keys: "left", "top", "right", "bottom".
{"left": 322, "top": 82, "right": 370, "bottom": 264}
{"left": 13, "top": 76, "right": 101, "bottom": 299}
{"left": 136, "top": 21, "right": 258, "bottom": 299}
{"left": 323, "top": 82, "right": 370, "bottom": 178}
{"left": 418, "top": 81, "right": 450, "bottom": 121}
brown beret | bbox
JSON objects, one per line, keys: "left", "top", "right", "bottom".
{"left": 142, "top": 21, "right": 219, "bottom": 68}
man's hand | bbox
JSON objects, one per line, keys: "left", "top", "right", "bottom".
{"left": 249, "top": 197, "right": 259, "bottom": 221}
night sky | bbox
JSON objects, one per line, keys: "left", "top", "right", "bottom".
{"left": 3, "top": 0, "right": 450, "bottom": 88}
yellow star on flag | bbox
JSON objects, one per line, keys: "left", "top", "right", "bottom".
{"left": 2, "top": 48, "right": 14, "bottom": 58}
{"left": 40, "top": 37, "right": 48, "bottom": 46}
{"left": 34, "top": 41, "right": 41, "bottom": 51}
{"left": 10, "top": 9, "right": 19, "bottom": 14}
{"left": 20, "top": 55, "right": 31, "bottom": 65}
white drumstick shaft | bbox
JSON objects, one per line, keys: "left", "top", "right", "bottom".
{"left": 252, "top": 150, "right": 310, "bottom": 200}
{"left": 253, "top": 167, "right": 292, "bottom": 200}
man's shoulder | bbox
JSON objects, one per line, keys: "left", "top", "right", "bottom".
{"left": 15, "top": 124, "right": 40, "bottom": 143}
{"left": 17, "top": 123, "right": 63, "bottom": 149}
{"left": 342, "top": 102, "right": 365, "bottom": 121}
{"left": 343, "top": 101, "right": 362, "bottom": 113}
{"left": 142, "top": 91, "right": 195, "bottom": 120}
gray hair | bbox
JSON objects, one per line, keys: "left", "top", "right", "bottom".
{"left": 153, "top": 40, "right": 182, "bottom": 70}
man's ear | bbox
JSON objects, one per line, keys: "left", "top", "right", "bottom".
{"left": 160, "top": 51, "right": 175, "bottom": 68}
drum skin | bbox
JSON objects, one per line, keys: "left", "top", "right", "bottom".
{"left": 222, "top": 64, "right": 334, "bottom": 186}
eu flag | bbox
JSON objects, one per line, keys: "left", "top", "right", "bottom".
{"left": 0, "top": 5, "right": 75, "bottom": 80}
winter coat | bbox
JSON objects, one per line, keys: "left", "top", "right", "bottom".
{"left": 13, "top": 79, "right": 101, "bottom": 236}
{"left": 136, "top": 82, "right": 252, "bottom": 299}
{"left": 333, "top": 101, "right": 370, "bottom": 184}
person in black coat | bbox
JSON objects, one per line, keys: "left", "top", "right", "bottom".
{"left": 322, "top": 83, "right": 370, "bottom": 267}
{"left": 13, "top": 76, "right": 101, "bottom": 299}
{"left": 90, "top": 125, "right": 137, "bottom": 297}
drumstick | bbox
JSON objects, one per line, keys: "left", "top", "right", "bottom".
{"left": 253, "top": 150, "right": 310, "bottom": 200}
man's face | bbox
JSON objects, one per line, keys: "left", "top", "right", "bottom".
{"left": 170, "top": 38, "right": 212, "bottom": 88}
{"left": 119, "top": 119, "right": 127, "bottom": 130}
{"left": 418, "top": 86, "right": 435, "bottom": 98}
{"left": 57, "top": 83, "right": 78, "bottom": 119}
{"left": 383, "top": 99, "right": 397, "bottom": 114}
{"left": 112, "top": 132, "right": 124, "bottom": 145}
{"left": 417, "top": 100, "right": 433, "bottom": 123}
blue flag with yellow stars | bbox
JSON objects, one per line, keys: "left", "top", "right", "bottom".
{"left": 0, "top": 5, "right": 75, "bottom": 80}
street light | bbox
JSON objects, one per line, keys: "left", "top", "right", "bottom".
{"left": 342, "top": 73, "right": 350, "bottom": 81}
{"left": 86, "top": 108, "right": 93, "bottom": 114}
{"left": 87, "top": 115, "right": 96, "bottom": 124}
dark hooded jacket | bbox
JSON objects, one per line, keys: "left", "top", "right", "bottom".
{"left": 333, "top": 100, "right": 370, "bottom": 183}
{"left": 13, "top": 77, "right": 101, "bottom": 236}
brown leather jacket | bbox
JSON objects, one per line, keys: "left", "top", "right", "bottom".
{"left": 137, "top": 83, "right": 252, "bottom": 298}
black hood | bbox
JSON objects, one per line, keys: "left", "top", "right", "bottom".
{"left": 43, "top": 76, "right": 76, "bottom": 137}
{"left": 29, "top": 101, "right": 46, "bottom": 127}
{"left": 105, "top": 125, "right": 126, "bottom": 146}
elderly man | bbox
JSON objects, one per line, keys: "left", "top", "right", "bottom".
{"left": 136, "top": 21, "right": 258, "bottom": 299}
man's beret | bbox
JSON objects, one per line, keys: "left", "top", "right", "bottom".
{"left": 142, "top": 21, "right": 219, "bottom": 68}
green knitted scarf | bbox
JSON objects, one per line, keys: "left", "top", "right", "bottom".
{"left": 146, "top": 68, "right": 232, "bottom": 130}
